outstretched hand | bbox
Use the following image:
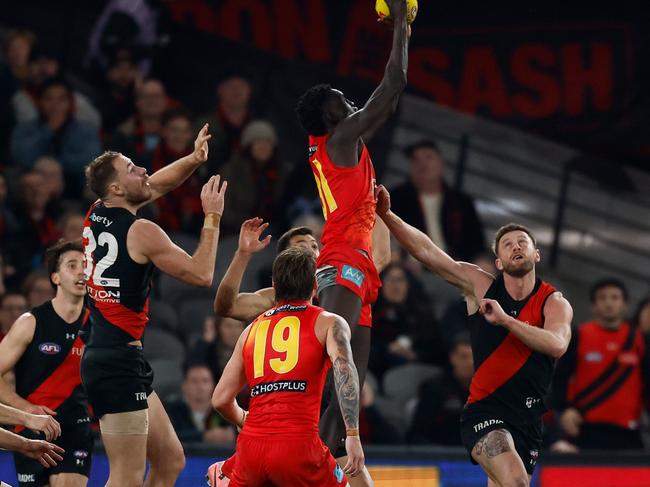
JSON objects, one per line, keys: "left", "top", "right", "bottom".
{"left": 238, "top": 218, "right": 272, "bottom": 255}
{"left": 192, "top": 123, "right": 212, "bottom": 163}
{"left": 201, "top": 175, "right": 227, "bottom": 216}
{"left": 21, "top": 439, "right": 64, "bottom": 468}
{"left": 374, "top": 184, "right": 391, "bottom": 216}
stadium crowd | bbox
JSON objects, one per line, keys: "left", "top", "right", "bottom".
{"left": 0, "top": 26, "right": 648, "bottom": 454}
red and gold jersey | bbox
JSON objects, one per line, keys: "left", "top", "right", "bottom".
{"left": 242, "top": 302, "right": 329, "bottom": 438}
{"left": 308, "top": 135, "right": 376, "bottom": 258}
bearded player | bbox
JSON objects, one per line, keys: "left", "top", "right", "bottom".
{"left": 294, "top": 1, "right": 410, "bottom": 481}
{"left": 211, "top": 247, "right": 363, "bottom": 486}
{"left": 375, "top": 185, "right": 572, "bottom": 487}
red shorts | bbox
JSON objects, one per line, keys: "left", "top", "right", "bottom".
{"left": 229, "top": 434, "right": 346, "bottom": 487}
{"left": 316, "top": 248, "right": 381, "bottom": 327}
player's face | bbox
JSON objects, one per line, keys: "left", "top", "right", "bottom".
{"left": 592, "top": 286, "right": 627, "bottom": 325}
{"left": 324, "top": 89, "right": 357, "bottom": 124}
{"left": 113, "top": 155, "right": 152, "bottom": 205}
{"left": 53, "top": 251, "right": 86, "bottom": 298}
{"left": 496, "top": 231, "right": 539, "bottom": 278}
{"left": 288, "top": 234, "right": 319, "bottom": 258}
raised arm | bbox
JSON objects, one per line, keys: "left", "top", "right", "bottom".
{"left": 211, "top": 325, "right": 250, "bottom": 428}
{"left": 376, "top": 185, "right": 492, "bottom": 302}
{"left": 331, "top": 0, "right": 409, "bottom": 146}
{"left": 322, "top": 313, "right": 365, "bottom": 477}
{"left": 0, "top": 314, "right": 61, "bottom": 440}
{"left": 214, "top": 218, "right": 274, "bottom": 320}
{"left": 480, "top": 292, "right": 573, "bottom": 359}
{"left": 129, "top": 175, "right": 226, "bottom": 287}
{"left": 136, "top": 123, "right": 211, "bottom": 209}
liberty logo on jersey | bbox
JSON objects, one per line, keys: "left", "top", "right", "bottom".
{"left": 38, "top": 343, "right": 61, "bottom": 355}
{"left": 341, "top": 265, "right": 364, "bottom": 288}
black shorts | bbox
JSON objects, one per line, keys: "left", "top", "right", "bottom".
{"left": 14, "top": 418, "right": 93, "bottom": 486}
{"left": 460, "top": 408, "right": 542, "bottom": 475}
{"left": 80, "top": 344, "right": 154, "bottom": 418}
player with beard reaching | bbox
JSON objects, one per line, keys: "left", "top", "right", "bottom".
{"left": 81, "top": 124, "right": 227, "bottom": 487}
{"left": 375, "top": 185, "right": 572, "bottom": 487}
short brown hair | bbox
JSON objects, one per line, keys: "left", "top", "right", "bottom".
{"left": 45, "top": 240, "right": 84, "bottom": 288}
{"left": 276, "top": 226, "right": 314, "bottom": 254}
{"left": 272, "top": 247, "right": 316, "bottom": 302}
{"left": 492, "top": 223, "right": 537, "bottom": 256}
{"left": 85, "top": 151, "right": 120, "bottom": 198}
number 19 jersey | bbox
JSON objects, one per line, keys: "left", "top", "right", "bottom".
{"left": 242, "top": 302, "right": 329, "bottom": 438}
{"left": 83, "top": 201, "right": 154, "bottom": 346}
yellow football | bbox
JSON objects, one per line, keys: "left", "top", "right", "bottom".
{"left": 375, "top": 0, "right": 418, "bottom": 25}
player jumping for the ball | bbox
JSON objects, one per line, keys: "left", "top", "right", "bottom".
{"left": 294, "top": 1, "right": 410, "bottom": 485}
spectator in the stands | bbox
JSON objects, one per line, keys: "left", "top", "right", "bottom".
{"left": 440, "top": 252, "right": 496, "bottom": 351}
{"left": 165, "top": 363, "right": 236, "bottom": 444}
{"left": 408, "top": 333, "right": 473, "bottom": 445}
{"left": 109, "top": 78, "right": 171, "bottom": 171}
{"left": 4, "top": 171, "right": 60, "bottom": 282}
{"left": 390, "top": 139, "right": 485, "bottom": 262}
{"left": 0, "top": 172, "right": 19, "bottom": 240}
{"left": 33, "top": 156, "right": 65, "bottom": 205}
{"left": 199, "top": 75, "right": 253, "bottom": 173}
{"left": 11, "top": 77, "right": 101, "bottom": 194}
{"left": 0, "top": 292, "right": 28, "bottom": 339}
{"left": 359, "top": 381, "right": 401, "bottom": 444}
{"left": 151, "top": 107, "right": 203, "bottom": 233}
{"left": 191, "top": 315, "right": 246, "bottom": 384}
{"left": 57, "top": 210, "right": 85, "bottom": 242}
{"left": 22, "top": 271, "right": 54, "bottom": 308}
{"left": 553, "top": 278, "right": 648, "bottom": 450}
{"left": 369, "top": 262, "right": 447, "bottom": 380}
{"left": 220, "top": 120, "right": 286, "bottom": 236}
{"left": 12, "top": 45, "right": 101, "bottom": 128}
{"left": 95, "top": 48, "right": 140, "bottom": 134}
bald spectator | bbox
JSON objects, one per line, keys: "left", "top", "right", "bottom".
{"left": 109, "top": 78, "right": 171, "bottom": 170}
{"left": 390, "top": 140, "right": 486, "bottom": 262}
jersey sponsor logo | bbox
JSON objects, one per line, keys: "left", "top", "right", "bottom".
{"left": 263, "top": 304, "right": 308, "bottom": 317}
{"left": 341, "top": 265, "right": 364, "bottom": 288}
{"left": 618, "top": 352, "right": 639, "bottom": 366}
{"left": 250, "top": 380, "right": 307, "bottom": 397}
{"left": 38, "top": 342, "right": 61, "bottom": 355}
{"left": 71, "top": 346, "right": 84, "bottom": 356}
{"left": 308, "top": 145, "right": 317, "bottom": 157}
{"left": 472, "top": 418, "right": 504, "bottom": 433}
{"left": 585, "top": 351, "right": 603, "bottom": 362}
{"left": 135, "top": 392, "right": 147, "bottom": 401}
{"left": 334, "top": 464, "right": 345, "bottom": 483}
{"left": 87, "top": 287, "right": 120, "bottom": 303}
{"left": 73, "top": 449, "right": 89, "bottom": 459}
{"left": 76, "top": 416, "right": 91, "bottom": 424}
{"left": 525, "top": 397, "right": 541, "bottom": 408}
{"left": 89, "top": 213, "right": 113, "bottom": 227}
{"left": 17, "top": 473, "right": 36, "bottom": 483}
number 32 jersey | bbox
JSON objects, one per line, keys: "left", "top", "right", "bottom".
{"left": 242, "top": 302, "right": 329, "bottom": 438}
{"left": 82, "top": 201, "right": 154, "bottom": 346}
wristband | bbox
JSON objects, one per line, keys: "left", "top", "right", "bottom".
{"left": 203, "top": 212, "right": 221, "bottom": 229}
{"left": 346, "top": 428, "right": 360, "bottom": 437}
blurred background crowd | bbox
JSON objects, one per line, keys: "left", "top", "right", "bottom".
{"left": 0, "top": 0, "right": 648, "bottom": 458}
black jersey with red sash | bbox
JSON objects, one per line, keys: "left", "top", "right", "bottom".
{"left": 466, "top": 275, "right": 557, "bottom": 424}
{"left": 83, "top": 201, "right": 154, "bottom": 346}
{"left": 14, "top": 301, "right": 90, "bottom": 430}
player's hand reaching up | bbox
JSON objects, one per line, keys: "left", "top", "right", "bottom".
{"left": 374, "top": 184, "right": 391, "bottom": 216}
{"left": 192, "top": 123, "right": 212, "bottom": 164}
{"left": 343, "top": 435, "right": 365, "bottom": 477}
{"left": 479, "top": 299, "right": 509, "bottom": 326}
{"left": 24, "top": 412, "right": 61, "bottom": 441}
{"left": 238, "top": 218, "right": 272, "bottom": 255}
{"left": 20, "top": 439, "right": 64, "bottom": 468}
{"left": 201, "top": 175, "right": 227, "bottom": 217}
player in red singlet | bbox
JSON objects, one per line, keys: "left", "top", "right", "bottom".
{"left": 375, "top": 185, "right": 573, "bottom": 487}
{"left": 294, "top": 2, "right": 410, "bottom": 480}
{"left": 211, "top": 247, "right": 364, "bottom": 487}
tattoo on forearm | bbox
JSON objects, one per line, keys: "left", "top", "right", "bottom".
{"left": 331, "top": 320, "right": 359, "bottom": 430}
{"left": 473, "top": 429, "right": 511, "bottom": 459}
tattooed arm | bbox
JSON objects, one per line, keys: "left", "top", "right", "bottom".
{"left": 322, "top": 312, "right": 365, "bottom": 477}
